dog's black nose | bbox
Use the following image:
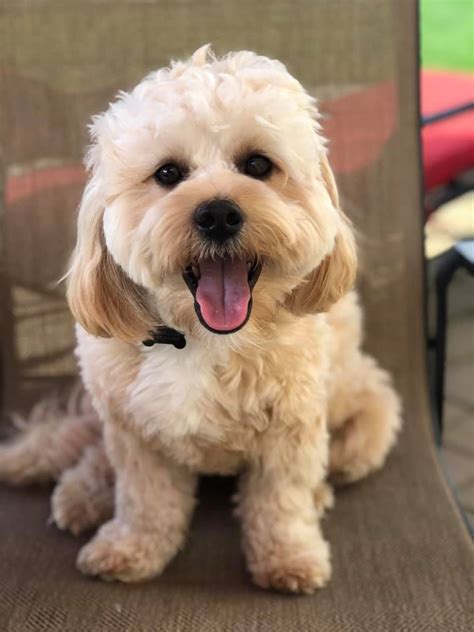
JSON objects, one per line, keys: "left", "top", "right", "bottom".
{"left": 193, "top": 199, "right": 244, "bottom": 242}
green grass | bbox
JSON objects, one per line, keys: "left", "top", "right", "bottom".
{"left": 421, "top": 0, "right": 474, "bottom": 71}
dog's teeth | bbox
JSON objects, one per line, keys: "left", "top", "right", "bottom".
{"left": 192, "top": 265, "right": 200, "bottom": 279}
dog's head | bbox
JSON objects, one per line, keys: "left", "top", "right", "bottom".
{"left": 67, "top": 46, "right": 356, "bottom": 345}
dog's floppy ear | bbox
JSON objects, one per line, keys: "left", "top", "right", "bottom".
{"left": 286, "top": 155, "right": 357, "bottom": 315}
{"left": 66, "top": 171, "right": 153, "bottom": 342}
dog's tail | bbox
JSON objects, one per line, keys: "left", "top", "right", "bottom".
{"left": 0, "top": 383, "right": 101, "bottom": 485}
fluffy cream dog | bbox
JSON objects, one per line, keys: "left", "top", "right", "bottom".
{"left": 0, "top": 46, "right": 401, "bottom": 594}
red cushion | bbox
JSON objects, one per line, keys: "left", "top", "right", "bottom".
{"left": 421, "top": 70, "right": 474, "bottom": 190}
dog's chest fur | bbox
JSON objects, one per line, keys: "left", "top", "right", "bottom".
{"left": 77, "top": 317, "right": 329, "bottom": 476}
{"left": 128, "top": 342, "right": 283, "bottom": 473}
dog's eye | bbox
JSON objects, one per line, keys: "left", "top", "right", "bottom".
{"left": 154, "top": 163, "right": 184, "bottom": 186}
{"left": 243, "top": 155, "right": 273, "bottom": 179}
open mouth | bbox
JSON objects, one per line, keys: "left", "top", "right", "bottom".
{"left": 182, "top": 257, "right": 262, "bottom": 334}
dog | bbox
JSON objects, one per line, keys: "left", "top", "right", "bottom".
{"left": 0, "top": 46, "right": 401, "bottom": 594}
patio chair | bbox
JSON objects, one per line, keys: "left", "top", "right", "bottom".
{"left": 0, "top": 1, "right": 472, "bottom": 630}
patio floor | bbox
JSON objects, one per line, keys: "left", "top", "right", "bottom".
{"left": 425, "top": 188, "right": 473, "bottom": 532}
{"left": 440, "top": 268, "right": 474, "bottom": 530}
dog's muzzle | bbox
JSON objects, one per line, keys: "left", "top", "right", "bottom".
{"left": 182, "top": 198, "right": 261, "bottom": 334}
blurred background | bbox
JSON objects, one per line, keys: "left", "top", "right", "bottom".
{"left": 420, "top": 0, "right": 474, "bottom": 528}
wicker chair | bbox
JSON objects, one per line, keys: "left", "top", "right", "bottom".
{"left": 0, "top": 2, "right": 472, "bottom": 630}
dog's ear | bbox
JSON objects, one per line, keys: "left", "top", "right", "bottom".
{"left": 286, "top": 155, "right": 357, "bottom": 315}
{"left": 66, "top": 171, "right": 153, "bottom": 342}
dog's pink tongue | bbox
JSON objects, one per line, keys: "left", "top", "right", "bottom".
{"left": 196, "top": 258, "right": 250, "bottom": 332}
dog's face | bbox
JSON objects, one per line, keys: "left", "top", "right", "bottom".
{"left": 67, "top": 47, "right": 356, "bottom": 345}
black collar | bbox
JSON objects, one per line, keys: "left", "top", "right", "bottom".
{"left": 142, "top": 326, "right": 186, "bottom": 349}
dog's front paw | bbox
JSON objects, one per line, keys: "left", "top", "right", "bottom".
{"left": 77, "top": 520, "right": 169, "bottom": 582}
{"left": 249, "top": 542, "right": 331, "bottom": 595}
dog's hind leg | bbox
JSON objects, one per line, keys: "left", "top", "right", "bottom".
{"left": 0, "top": 387, "right": 101, "bottom": 485}
{"left": 328, "top": 354, "right": 402, "bottom": 485}
{"left": 52, "top": 441, "right": 114, "bottom": 535}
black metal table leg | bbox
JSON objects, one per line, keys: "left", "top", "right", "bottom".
{"left": 434, "top": 245, "right": 474, "bottom": 440}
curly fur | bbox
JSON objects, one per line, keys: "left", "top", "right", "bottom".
{"left": 0, "top": 46, "right": 401, "bottom": 594}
